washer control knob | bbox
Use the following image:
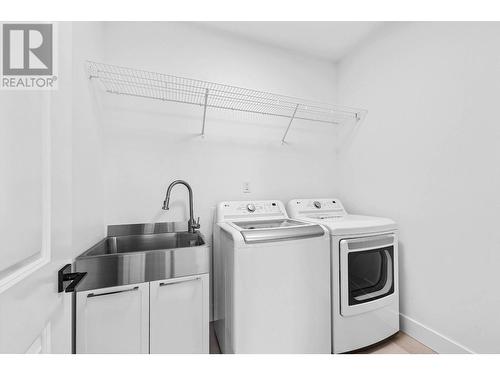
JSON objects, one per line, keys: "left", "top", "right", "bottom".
{"left": 313, "top": 201, "right": 322, "bottom": 209}
{"left": 246, "top": 203, "right": 256, "bottom": 212}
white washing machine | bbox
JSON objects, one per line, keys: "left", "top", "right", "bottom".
{"left": 213, "top": 200, "right": 331, "bottom": 353}
{"left": 287, "top": 198, "right": 399, "bottom": 353}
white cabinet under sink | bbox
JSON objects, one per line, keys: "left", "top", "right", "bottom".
{"left": 75, "top": 274, "right": 209, "bottom": 354}
{"left": 150, "top": 274, "right": 209, "bottom": 354}
{"left": 75, "top": 283, "right": 150, "bottom": 354}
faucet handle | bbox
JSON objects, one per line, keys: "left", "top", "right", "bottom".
{"left": 193, "top": 217, "right": 201, "bottom": 230}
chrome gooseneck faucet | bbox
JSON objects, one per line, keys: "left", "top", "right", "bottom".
{"left": 162, "top": 180, "right": 200, "bottom": 233}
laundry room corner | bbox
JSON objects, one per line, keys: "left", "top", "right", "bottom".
{"left": 336, "top": 21, "right": 500, "bottom": 354}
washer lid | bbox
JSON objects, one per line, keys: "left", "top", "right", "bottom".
{"left": 230, "top": 219, "right": 325, "bottom": 244}
{"left": 234, "top": 219, "right": 304, "bottom": 230}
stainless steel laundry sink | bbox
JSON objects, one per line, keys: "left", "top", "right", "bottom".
{"left": 81, "top": 232, "right": 204, "bottom": 256}
{"left": 74, "top": 222, "right": 210, "bottom": 292}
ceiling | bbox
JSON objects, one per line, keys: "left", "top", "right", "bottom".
{"left": 198, "top": 22, "right": 384, "bottom": 62}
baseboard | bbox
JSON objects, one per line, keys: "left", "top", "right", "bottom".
{"left": 400, "top": 313, "right": 474, "bottom": 354}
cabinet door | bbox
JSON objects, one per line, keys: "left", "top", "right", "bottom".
{"left": 75, "top": 283, "right": 149, "bottom": 354}
{"left": 150, "top": 274, "right": 209, "bottom": 354}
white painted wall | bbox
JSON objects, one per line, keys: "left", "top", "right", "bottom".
{"left": 99, "top": 22, "right": 339, "bottom": 240}
{"left": 71, "top": 22, "right": 106, "bottom": 256}
{"left": 337, "top": 22, "right": 500, "bottom": 353}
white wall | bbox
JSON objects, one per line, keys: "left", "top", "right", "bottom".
{"left": 71, "top": 22, "right": 106, "bottom": 256}
{"left": 99, "top": 22, "right": 339, "bottom": 239}
{"left": 337, "top": 22, "right": 500, "bottom": 353}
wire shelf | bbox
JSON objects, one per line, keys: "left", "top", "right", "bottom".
{"left": 87, "top": 61, "right": 367, "bottom": 143}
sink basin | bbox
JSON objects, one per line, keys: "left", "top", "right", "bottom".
{"left": 74, "top": 222, "right": 210, "bottom": 292}
{"left": 80, "top": 232, "right": 205, "bottom": 257}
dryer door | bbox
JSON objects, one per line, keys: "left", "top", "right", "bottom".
{"left": 340, "top": 234, "right": 397, "bottom": 316}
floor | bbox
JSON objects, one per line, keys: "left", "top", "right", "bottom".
{"left": 209, "top": 323, "right": 435, "bottom": 354}
{"left": 351, "top": 332, "right": 435, "bottom": 354}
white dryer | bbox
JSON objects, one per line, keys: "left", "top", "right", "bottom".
{"left": 287, "top": 198, "right": 399, "bottom": 353}
{"left": 213, "top": 200, "right": 331, "bottom": 353}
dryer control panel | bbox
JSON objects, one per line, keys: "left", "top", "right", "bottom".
{"left": 287, "top": 198, "right": 347, "bottom": 219}
{"left": 216, "top": 200, "right": 287, "bottom": 222}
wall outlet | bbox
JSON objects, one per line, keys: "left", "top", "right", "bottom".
{"left": 243, "top": 181, "right": 251, "bottom": 194}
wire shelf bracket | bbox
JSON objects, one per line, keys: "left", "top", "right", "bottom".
{"left": 201, "top": 88, "right": 209, "bottom": 137}
{"left": 281, "top": 104, "right": 299, "bottom": 145}
{"left": 86, "top": 61, "right": 367, "bottom": 143}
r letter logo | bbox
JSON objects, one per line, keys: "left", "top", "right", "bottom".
{"left": 1, "top": 23, "right": 57, "bottom": 89}
{"left": 3, "top": 24, "right": 52, "bottom": 75}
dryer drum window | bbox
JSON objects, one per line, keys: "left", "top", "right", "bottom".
{"left": 347, "top": 246, "right": 394, "bottom": 306}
